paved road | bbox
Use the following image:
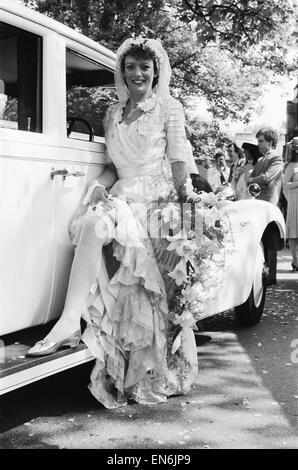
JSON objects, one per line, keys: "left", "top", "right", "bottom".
{"left": 0, "top": 249, "right": 297, "bottom": 449}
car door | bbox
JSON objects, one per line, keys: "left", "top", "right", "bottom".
{"left": 46, "top": 44, "right": 115, "bottom": 323}
{"left": 0, "top": 18, "right": 61, "bottom": 335}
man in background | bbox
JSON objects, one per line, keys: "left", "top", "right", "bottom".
{"left": 247, "top": 127, "right": 283, "bottom": 285}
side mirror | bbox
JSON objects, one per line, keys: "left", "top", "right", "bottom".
{"left": 248, "top": 183, "right": 261, "bottom": 199}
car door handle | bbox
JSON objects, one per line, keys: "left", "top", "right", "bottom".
{"left": 50, "top": 168, "right": 85, "bottom": 180}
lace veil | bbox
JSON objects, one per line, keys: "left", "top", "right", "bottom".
{"left": 114, "top": 37, "right": 172, "bottom": 101}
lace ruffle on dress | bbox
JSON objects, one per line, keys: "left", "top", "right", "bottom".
{"left": 71, "top": 95, "right": 198, "bottom": 408}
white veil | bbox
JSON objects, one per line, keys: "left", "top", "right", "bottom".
{"left": 114, "top": 37, "right": 172, "bottom": 101}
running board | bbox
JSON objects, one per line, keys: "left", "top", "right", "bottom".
{"left": 0, "top": 340, "right": 94, "bottom": 395}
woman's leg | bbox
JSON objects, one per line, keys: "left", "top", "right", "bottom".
{"left": 44, "top": 213, "right": 110, "bottom": 343}
{"left": 289, "top": 238, "right": 298, "bottom": 266}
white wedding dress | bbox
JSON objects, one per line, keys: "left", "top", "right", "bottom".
{"left": 69, "top": 94, "right": 199, "bottom": 408}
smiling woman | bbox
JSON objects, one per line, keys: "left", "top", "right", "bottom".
{"left": 27, "top": 37, "right": 204, "bottom": 408}
{"left": 120, "top": 48, "right": 158, "bottom": 123}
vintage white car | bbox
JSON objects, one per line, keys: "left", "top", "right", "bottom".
{"left": 0, "top": 0, "right": 286, "bottom": 395}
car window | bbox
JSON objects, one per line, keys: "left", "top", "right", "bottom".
{"left": 66, "top": 49, "right": 115, "bottom": 141}
{"left": 0, "top": 21, "right": 42, "bottom": 133}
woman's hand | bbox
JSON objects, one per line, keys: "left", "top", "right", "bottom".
{"left": 90, "top": 185, "right": 111, "bottom": 205}
{"left": 186, "top": 190, "right": 202, "bottom": 203}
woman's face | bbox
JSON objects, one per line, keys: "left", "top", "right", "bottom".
{"left": 123, "top": 55, "right": 155, "bottom": 99}
{"left": 227, "top": 146, "right": 238, "bottom": 164}
{"left": 244, "top": 149, "right": 253, "bottom": 163}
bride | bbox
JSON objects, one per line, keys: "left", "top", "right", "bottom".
{"left": 28, "top": 37, "right": 203, "bottom": 408}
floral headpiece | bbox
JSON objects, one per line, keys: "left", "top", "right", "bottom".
{"left": 114, "top": 37, "right": 172, "bottom": 101}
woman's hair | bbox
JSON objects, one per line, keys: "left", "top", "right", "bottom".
{"left": 120, "top": 45, "right": 159, "bottom": 88}
{"left": 241, "top": 142, "right": 260, "bottom": 166}
{"left": 214, "top": 151, "right": 225, "bottom": 159}
{"left": 227, "top": 142, "right": 244, "bottom": 159}
{"left": 256, "top": 128, "right": 279, "bottom": 149}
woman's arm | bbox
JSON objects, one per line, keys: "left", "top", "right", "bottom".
{"left": 283, "top": 163, "right": 293, "bottom": 201}
{"left": 93, "top": 164, "right": 118, "bottom": 189}
{"left": 170, "top": 160, "right": 189, "bottom": 199}
{"left": 86, "top": 104, "right": 119, "bottom": 204}
{"left": 165, "top": 98, "right": 199, "bottom": 200}
{"left": 283, "top": 163, "right": 297, "bottom": 189}
{"left": 285, "top": 181, "right": 298, "bottom": 189}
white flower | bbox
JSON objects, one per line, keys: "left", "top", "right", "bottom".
{"left": 189, "top": 298, "right": 207, "bottom": 316}
{"left": 182, "top": 283, "right": 205, "bottom": 304}
{"left": 199, "top": 192, "right": 217, "bottom": 206}
{"left": 168, "top": 259, "right": 188, "bottom": 286}
{"left": 167, "top": 234, "right": 196, "bottom": 260}
{"left": 161, "top": 202, "right": 181, "bottom": 228}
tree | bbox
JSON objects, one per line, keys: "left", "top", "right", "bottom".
{"left": 178, "top": 0, "right": 296, "bottom": 69}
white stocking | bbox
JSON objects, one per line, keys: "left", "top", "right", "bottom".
{"left": 45, "top": 212, "right": 111, "bottom": 342}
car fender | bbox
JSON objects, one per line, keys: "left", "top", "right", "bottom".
{"left": 202, "top": 199, "right": 286, "bottom": 319}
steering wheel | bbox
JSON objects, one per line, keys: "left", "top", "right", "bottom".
{"left": 67, "top": 116, "right": 94, "bottom": 142}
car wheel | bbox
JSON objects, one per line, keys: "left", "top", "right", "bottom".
{"left": 235, "top": 243, "right": 267, "bottom": 326}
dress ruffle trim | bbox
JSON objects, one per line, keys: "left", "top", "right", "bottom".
{"left": 82, "top": 212, "right": 170, "bottom": 408}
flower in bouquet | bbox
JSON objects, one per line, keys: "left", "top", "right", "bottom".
{"left": 167, "top": 258, "right": 188, "bottom": 286}
{"left": 166, "top": 229, "right": 197, "bottom": 260}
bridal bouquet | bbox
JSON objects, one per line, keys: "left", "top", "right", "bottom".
{"left": 148, "top": 178, "right": 235, "bottom": 380}
{"left": 145, "top": 178, "right": 237, "bottom": 392}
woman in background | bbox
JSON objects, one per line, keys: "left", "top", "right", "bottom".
{"left": 283, "top": 137, "right": 298, "bottom": 270}
{"left": 227, "top": 142, "right": 246, "bottom": 199}
{"left": 240, "top": 142, "right": 261, "bottom": 199}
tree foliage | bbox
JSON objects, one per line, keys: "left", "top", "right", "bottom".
{"left": 179, "top": 0, "right": 296, "bottom": 60}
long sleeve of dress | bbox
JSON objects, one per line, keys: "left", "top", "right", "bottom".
{"left": 164, "top": 98, "right": 190, "bottom": 199}
{"left": 283, "top": 163, "right": 298, "bottom": 201}
{"left": 165, "top": 98, "right": 188, "bottom": 165}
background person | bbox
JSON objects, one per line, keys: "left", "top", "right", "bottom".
{"left": 283, "top": 137, "right": 298, "bottom": 270}
{"left": 247, "top": 127, "right": 283, "bottom": 285}
{"left": 240, "top": 142, "right": 261, "bottom": 199}
{"left": 206, "top": 150, "right": 229, "bottom": 192}
{"left": 226, "top": 142, "right": 246, "bottom": 199}
{"left": 242, "top": 142, "right": 261, "bottom": 168}
{"left": 247, "top": 128, "right": 283, "bottom": 205}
